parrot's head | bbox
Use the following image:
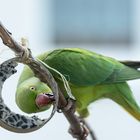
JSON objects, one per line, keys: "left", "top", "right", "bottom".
{"left": 16, "top": 77, "right": 55, "bottom": 114}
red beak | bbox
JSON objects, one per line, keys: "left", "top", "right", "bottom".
{"left": 35, "top": 94, "right": 55, "bottom": 108}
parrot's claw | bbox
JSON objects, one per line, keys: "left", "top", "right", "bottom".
{"left": 64, "top": 98, "right": 76, "bottom": 112}
{"left": 58, "top": 98, "right": 76, "bottom": 113}
{"left": 68, "top": 124, "right": 89, "bottom": 139}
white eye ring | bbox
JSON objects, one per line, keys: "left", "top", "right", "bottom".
{"left": 30, "top": 86, "right": 36, "bottom": 91}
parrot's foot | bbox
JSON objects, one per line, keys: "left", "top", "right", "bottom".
{"left": 57, "top": 98, "right": 76, "bottom": 113}
{"left": 68, "top": 123, "right": 89, "bottom": 139}
{"left": 63, "top": 98, "right": 76, "bottom": 112}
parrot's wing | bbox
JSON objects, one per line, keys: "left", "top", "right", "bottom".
{"left": 42, "top": 48, "right": 116, "bottom": 86}
{"left": 43, "top": 48, "right": 140, "bottom": 86}
{"left": 42, "top": 48, "right": 115, "bottom": 86}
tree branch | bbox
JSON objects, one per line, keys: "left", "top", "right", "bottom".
{"left": 0, "top": 22, "right": 94, "bottom": 140}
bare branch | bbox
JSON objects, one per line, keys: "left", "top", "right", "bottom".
{"left": 0, "top": 22, "right": 96, "bottom": 140}
{"left": 0, "top": 21, "right": 24, "bottom": 54}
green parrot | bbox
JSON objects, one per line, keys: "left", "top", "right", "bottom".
{"left": 16, "top": 48, "right": 140, "bottom": 120}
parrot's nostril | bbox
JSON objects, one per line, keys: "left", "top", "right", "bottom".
{"left": 44, "top": 93, "right": 55, "bottom": 101}
{"left": 44, "top": 93, "right": 54, "bottom": 97}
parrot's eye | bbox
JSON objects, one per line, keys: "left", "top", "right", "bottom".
{"left": 30, "top": 86, "right": 36, "bottom": 91}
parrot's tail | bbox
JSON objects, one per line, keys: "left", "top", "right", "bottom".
{"left": 105, "top": 82, "right": 140, "bottom": 121}
{"left": 120, "top": 61, "right": 140, "bottom": 69}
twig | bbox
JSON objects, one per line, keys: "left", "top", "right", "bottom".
{"left": 0, "top": 22, "right": 92, "bottom": 140}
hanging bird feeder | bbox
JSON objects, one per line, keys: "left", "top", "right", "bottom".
{"left": 0, "top": 58, "right": 58, "bottom": 133}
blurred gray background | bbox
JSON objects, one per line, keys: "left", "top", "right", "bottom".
{"left": 1, "top": 0, "right": 140, "bottom": 140}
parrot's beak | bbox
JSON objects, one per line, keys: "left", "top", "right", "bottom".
{"left": 35, "top": 93, "right": 55, "bottom": 108}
